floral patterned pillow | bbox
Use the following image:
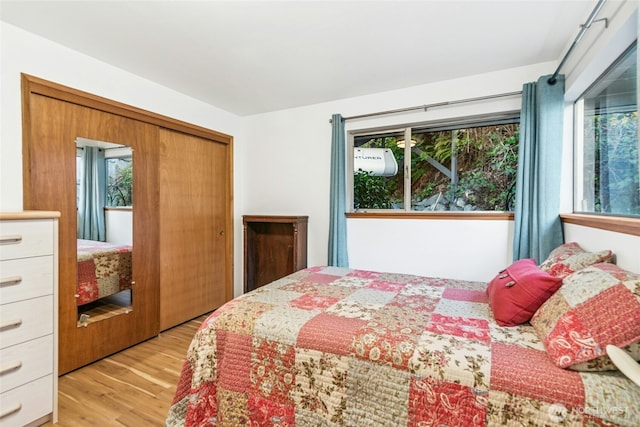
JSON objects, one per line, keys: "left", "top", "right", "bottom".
{"left": 538, "top": 242, "right": 612, "bottom": 279}
{"left": 530, "top": 263, "right": 640, "bottom": 370}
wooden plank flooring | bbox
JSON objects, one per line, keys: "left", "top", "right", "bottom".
{"left": 44, "top": 314, "right": 209, "bottom": 426}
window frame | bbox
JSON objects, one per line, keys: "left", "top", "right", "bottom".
{"left": 573, "top": 42, "right": 638, "bottom": 217}
{"left": 105, "top": 154, "right": 133, "bottom": 208}
{"left": 76, "top": 145, "right": 133, "bottom": 209}
{"left": 347, "top": 111, "right": 520, "bottom": 216}
{"left": 569, "top": 41, "right": 640, "bottom": 235}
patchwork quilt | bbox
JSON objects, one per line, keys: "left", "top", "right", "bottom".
{"left": 76, "top": 239, "right": 133, "bottom": 305}
{"left": 167, "top": 266, "right": 640, "bottom": 426}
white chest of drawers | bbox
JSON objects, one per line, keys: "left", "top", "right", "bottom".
{"left": 0, "top": 211, "right": 59, "bottom": 426}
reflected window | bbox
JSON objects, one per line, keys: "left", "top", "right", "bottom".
{"left": 106, "top": 157, "right": 133, "bottom": 207}
{"left": 76, "top": 153, "right": 83, "bottom": 207}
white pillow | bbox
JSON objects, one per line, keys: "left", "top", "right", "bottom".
{"left": 607, "top": 345, "right": 640, "bottom": 388}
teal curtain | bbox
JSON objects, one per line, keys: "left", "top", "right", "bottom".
{"left": 328, "top": 113, "right": 349, "bottom": 267}
{"left": 78, "top": 146, "right": 107, "bottom": 241}
{"left": 513, "top": 75, "right": 565, "bottom": 263}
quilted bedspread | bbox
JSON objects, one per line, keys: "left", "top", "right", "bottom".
{"left": 76, "top": 239, "right": 133, "bottom": 305}
{"left": 167, "top": 266, "right": 640, "bottom": 426}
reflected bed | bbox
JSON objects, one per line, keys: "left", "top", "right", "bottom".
{"left": 76, "top": 239, "right": 133, "bottom": 306}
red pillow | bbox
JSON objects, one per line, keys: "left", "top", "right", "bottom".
{"left": 487, "top": 259, "right": 563, "bottom": 326}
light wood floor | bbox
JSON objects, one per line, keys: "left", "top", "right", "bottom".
{"left": 44, "top": 314, "right": 209, "bottom": 426}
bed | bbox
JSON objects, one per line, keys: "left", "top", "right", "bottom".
{"left": 166, "top": 244, "right": 640, "bottom": 426}
{"left": 76, "top": 239, "right": 133, "bottom": 306}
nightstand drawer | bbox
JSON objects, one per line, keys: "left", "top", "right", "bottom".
{"left": 0, "top": 375, "right": 53, "bottom": 427}
{"left": 0, "top": 295, "right": 53, "bottom": 349}
{"left": 0, "top": 220, "right": 55, "bottom": 261}
{"left": 0, "top": 335, "right": 53, "bottom": 393}
{"left": 0, "top": 256, "right": 53, "bottom": 304}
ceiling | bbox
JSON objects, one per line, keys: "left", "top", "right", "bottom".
{"left": 1, "top": 0, "right": 598, "bottom": 116}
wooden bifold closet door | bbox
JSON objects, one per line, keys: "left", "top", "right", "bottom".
{"left": 158, "top": 129, "right": 230, "bottom": 330}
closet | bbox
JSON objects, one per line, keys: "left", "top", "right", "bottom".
{"left": 158, "top": 130, "right": 231, "bottom": 330}
{"left": 21, "top": 74, "right": 233, "bottom": 374}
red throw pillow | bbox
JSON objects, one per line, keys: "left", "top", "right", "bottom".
{"left": 487, "top": 259, "right": 563, "bottom": 327}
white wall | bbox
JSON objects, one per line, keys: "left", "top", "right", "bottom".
{"left": 562, "top": 0, "right": 638, "bottom": 102}
{"left": 242, "top": 0, "right": 639, "bottom": 282}
{"left": 348, "top": 218, "right": 514, "bottom": 282}
{"left": 105, "top": 210, "right": 133, "bottom": 246}
{"left": 564, "top": 224, "right": 639, "bottom": 273}
{"left": 244, "top": 62, "right": 554, "bottom": 282}
{"left": 0, "top": 22, "right": 247, "bottom": 294}
{"left": 0, "top": 23, "right": 245, "bottom": 210}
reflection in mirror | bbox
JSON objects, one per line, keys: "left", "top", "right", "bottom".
{"left": 75, "top": 137, "right": 134, "bottom": 327}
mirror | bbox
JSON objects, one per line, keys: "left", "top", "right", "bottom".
{"left": 75, "top": 137, "right": 133, "bottom": 327}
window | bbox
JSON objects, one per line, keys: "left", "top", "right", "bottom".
{"left": 106, "top": 156, "right": 133, "bottom": 207}
{"left": 574, "top": 43, "right": 638, "bottom": 217}
{"left": 351, "top": 115, "right": 520, "bottom": 212}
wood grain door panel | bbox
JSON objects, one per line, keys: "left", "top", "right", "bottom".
{"left": 159, "top": 129, "right": 229, "bottom": 330}
{"left": 24, "top": 94, "right": 160, "bottom": 374}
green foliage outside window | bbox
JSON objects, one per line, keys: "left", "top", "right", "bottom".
{"left": 354, "top": 124, "right": 519, "bottom": 211}
{"left": 589, "top": 112, "right": 639, "bottom": 215}
{"left": 454, "top": 127, "right": 519, "bottom": 211}
{"left": 106, "top": 158, "right": 133, "bottom": 207}
{"left": 353, "top": 170, "right": 393, "bottom": 209}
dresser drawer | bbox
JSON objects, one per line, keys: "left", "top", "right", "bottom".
{"left": 0, "top": 374, "right": 53, "bottom": 427}
{"left": 0, "top": 256, "right": 53, "bottom": 304}
{"left": 0, "top": 220, "right": 55, "bottom": 261}
{"left": 0, "top": 295, "right": 53, "bottom": 349}
{"left": 0, "top": 335, "right": 53, "bottom": 393}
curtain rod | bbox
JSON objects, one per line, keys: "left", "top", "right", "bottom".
{"left": 548, "top": 0, "right": 607, "bottom": 85}
{"left": 329, "top": 90, "right": 522, "bottom": 123}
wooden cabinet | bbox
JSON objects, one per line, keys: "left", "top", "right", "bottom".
{"left": 0, "top": 211, "right": 59, "bottom": 427}
{"left": 243, "top": 215, "right": 308, "bottom": 292}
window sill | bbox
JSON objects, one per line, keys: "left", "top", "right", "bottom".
{"left": 560, "top": 213, "right": 640, "bottom": 237}
{"left": 346, "top": 211, "right": 514, "bottom": 220}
